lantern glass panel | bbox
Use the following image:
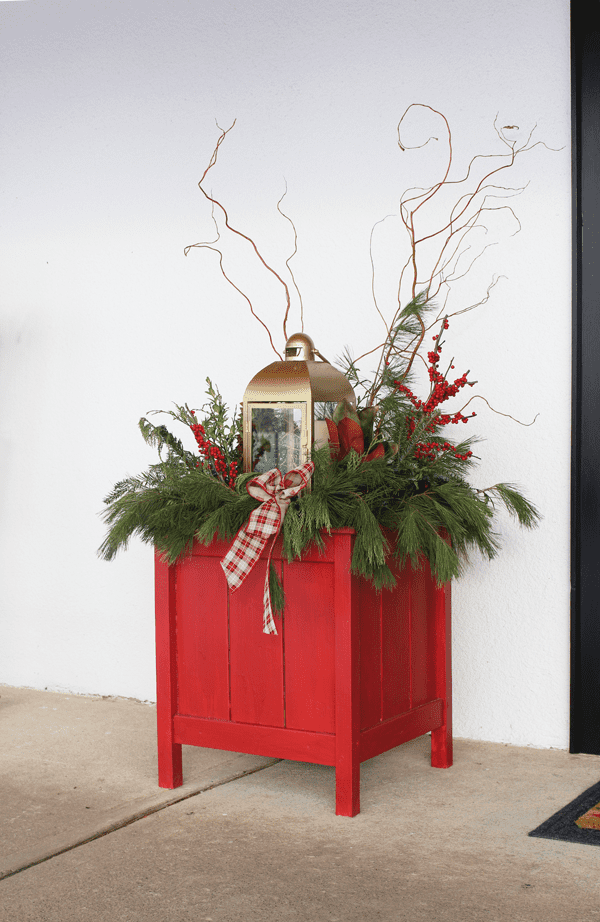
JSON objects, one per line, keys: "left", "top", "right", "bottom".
{"left": 251, "top": 404, "right": 305, "bottom": 474}
{"left": 314, "top": 401, "right": 337, "bottom": 421}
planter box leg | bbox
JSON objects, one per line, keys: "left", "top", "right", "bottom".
{"left": 334, "top": 531, "right": 361, "bottom": 816}
{"left": 158, "top": 739, "right": 183, "bottom": 789}
{"left": 430, "top": 578, "right": 453, "bottom": 769}
{"left": 335, "top": 751, "right": 360, "bottom": 817}
{"left": 155, "top": 552, "right": 183, "bottom": 788}
{"left": 431, "top": 719, "right": 452, "bottom": 769}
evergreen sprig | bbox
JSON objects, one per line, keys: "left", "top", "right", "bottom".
{"left": 99, "top": 428, "right": 539, "bottom": 591}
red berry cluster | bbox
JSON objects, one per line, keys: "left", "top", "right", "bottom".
{"left": 394, "top": 319, "right": 475, "bottom": 463}
{"left": 414, "top": 441, "right": 474, "bottom": 463}
{"left": 190, "top": 412, "right": 238, "bottom": 488}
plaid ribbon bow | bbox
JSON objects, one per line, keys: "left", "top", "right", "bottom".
{"left": 221, "top": 461, "right": 315, "bottom": 634}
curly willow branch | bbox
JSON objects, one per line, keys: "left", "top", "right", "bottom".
{"left": 277, "top": 183, "right": 304, "bottom": 334}
{"left": 184, "top": 203, "right": 282, "bottom": 359}
{"left": 192, "top": 244, "right": 283, "bottom": 361}
{"left": 458, "top": 394, "right": 539, "bottom": 427}
{"left": 187, "top": 120, "right": 292, "bottom": 349}
{"left": 352, "top": 104, "right": 554, "bottom": 420}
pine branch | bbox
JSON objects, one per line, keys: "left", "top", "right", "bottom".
{"left": 478, "top": 482, "right": 541, "bottom": 528}
{"left": 269, "top": 565, "right": 286, "bottom": 618}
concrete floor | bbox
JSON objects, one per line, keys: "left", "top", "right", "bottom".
{"left": 1, "top": 684, "right": 600, "bottom": 921}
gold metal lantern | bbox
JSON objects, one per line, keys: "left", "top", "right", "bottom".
{"left": 242, "top": 333, "right": 357, "bottom": 474}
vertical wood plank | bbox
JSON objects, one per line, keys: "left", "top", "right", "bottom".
{"left": 176, "top": 554, "right": 230, "bottom": 720}
{"left": 155, "top": 552, "right": 182, "bottom": 788}
{"left": 333, "top": 531, "right": 360, "bottom": 817}
{"left": 409, "top": 565, "right": 435, "bottom": 708}
{"left": 381, "top": 559, "right": 412, "bottom": 721}
{"left": 431, "top": 578, "right": 453, "bottom": 768}
{"left": 229, "top": 558, "right": 284, "bottom": 727}
{"left": 284, "top": 560, "right": 335, "bottom": 733}
{"left": 359, "top": 576, "right": 383, "bottom": 730}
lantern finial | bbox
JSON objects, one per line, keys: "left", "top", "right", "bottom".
{"left": 284, "top": 333, "right": 316, "bottom": 362}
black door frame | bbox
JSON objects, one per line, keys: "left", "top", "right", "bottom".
{"left": 570, "top": 14, "right": 600, "bottom": 755}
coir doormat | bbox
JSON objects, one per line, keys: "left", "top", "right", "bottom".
{"left": 529, "top": 780, "right": 600, "bottom": 846}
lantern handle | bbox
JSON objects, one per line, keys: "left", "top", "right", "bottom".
{"left": 284, "top": 333, "right": 332, "bottom": 365}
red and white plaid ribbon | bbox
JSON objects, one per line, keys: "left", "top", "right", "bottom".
{"left": 221, "top": 461, "right": 315, "bottom": 634}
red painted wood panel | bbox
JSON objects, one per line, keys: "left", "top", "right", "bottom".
{"left": 359, "top": 699, "right": 443, "bottom": 762}
{"left": 229, "top": 558, "right": 284, "bottom": 727}
{"left": 409, "top": 565, "right": 435, "bottom": 708}
{"left": 191, "top": 536, "right": 232, "bottom": 559}
{"left": 283, "top": 559, "right": 336, "bottom": 733}
{"left": 381, "top": 559, "right": 412, "bottom": 720}
{"left": 175, "top": 554, "right": 230, "bottom": 720}
{"left": 174, "top": 715, "right": 336, "bottom": 765}
{"left": 358, "top": 577, "right": 383, "bottom": 730}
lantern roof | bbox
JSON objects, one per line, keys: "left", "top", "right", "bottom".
{"left": 243, "top": 334, "right": 357, "bottom": 407}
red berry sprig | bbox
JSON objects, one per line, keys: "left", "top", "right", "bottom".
{"left": 394, "top": 317, "right": 476, "bottom": 463}
{"left": 189, "top": 412, "right": 238, "bottom": 489}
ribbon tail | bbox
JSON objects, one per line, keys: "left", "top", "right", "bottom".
{"left": 221, "top": 527, "right": 268, "bottom": 592}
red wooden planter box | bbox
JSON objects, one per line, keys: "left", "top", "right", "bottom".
{"left": 155, "top": 527, "right": 452, "bottom": 816}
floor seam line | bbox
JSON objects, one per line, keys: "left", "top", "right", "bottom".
{"left": 0, "top": 758, "right": 282, "bottom": 882}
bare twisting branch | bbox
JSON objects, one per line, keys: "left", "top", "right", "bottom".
{"left": 187, "top": 120, "right": 292, "bottom": 351}
{"left": 196, "top": 244, "right": 283, "bottom": 361}
{"left": 457, "top": 395, "right": 540, "bottom": 427}
{"left": 369, "top": 215, "right": 397, "bottom": 336}
{"left": 184, "top": 205, "right": 282, "bottom": 359}
{"left": 277, "top": 183, "right": 305, "bottom": 335}
{"left": 331, "top": 104, "right": 556, "bottom": 440}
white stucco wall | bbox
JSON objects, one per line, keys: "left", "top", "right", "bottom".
{"left": 0, "top": 0, "right": 571, "bottom": 748}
